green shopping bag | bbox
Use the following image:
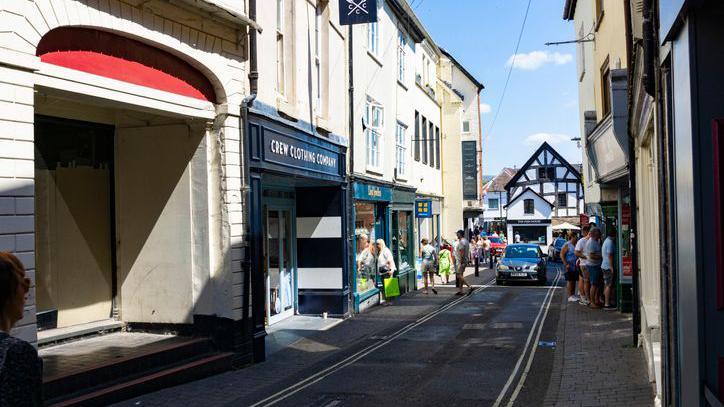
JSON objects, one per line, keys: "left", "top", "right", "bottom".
{"left": 383, "top": 277, "right": 400, "bottom": 298}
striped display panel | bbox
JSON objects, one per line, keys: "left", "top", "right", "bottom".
{"left": 295, "top": 187, "right": 346, "bottom": 315}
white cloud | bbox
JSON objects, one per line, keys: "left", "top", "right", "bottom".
{"left": 479, "top": 103, "right": 492, "bottom": 114}
{"left": 525, "top": 132, "right": 571, "bottom": 145}
{"left": 506, "top": 51, "right": 573, "bottom": 70}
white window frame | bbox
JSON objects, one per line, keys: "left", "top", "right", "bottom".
{"left": 367, "top": 20, "right": 379, "bottom": 56}
{"left": 422, "top": 54, "right": 429, "bottom": 85}
{"left": 314, "top": 4, "right": 322, "bottom": 112}
{"left": 365, "top": 98, "right": 384, "bottom": 171}
{"left": 395, "top": 122, "right": 407, "bottom": 178}
{"left": 276, "top": 0, "right": 285, "bottom": 96}
{"left": 462, "top": 119, "right": 471, "bottom": 133}
{"left": 397, "top": 31, "right": 406, "bottom": 84}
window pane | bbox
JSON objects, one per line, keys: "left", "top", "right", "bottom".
{"left": 422, "top": 117, "right": 428, "bottom": 165}
{"left": 414, "top": 111, "right": 420, "bottom": 161}
{"left": 462, "top": 121, "right": 470, "bottom": 132}
{"left": 435, "top": 126, "right": 440, "bottom": 169}
{"left": 428, "top": 121, "right": 435, "bottom": 168}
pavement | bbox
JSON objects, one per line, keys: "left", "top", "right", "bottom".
{"left": 542, "top": 277, "right": 655, "bottom": 407}
{"left": 113, "top": 264, "right": 655, "bottom": 407}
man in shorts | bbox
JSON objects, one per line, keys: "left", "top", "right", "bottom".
{"left": 419, "top": 238, "right": 438, "bottom": 295}
{"left": 574, "top": 225, "right": 591, "bottom": 305}
{"left": 454, "top": 230, "right": 474, "bottom": 295}
{"left": 601, "top": 228, "right": 616, "bottom": 309}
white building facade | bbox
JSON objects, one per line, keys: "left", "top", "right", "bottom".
{"left": 0, "top": 0, "right": 256, "bottom": 361}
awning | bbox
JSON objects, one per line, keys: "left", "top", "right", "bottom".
{"left": 552, "top": 222, "right": 581, "bottom": 231}
{"left": 176, "top": 0, "right": 262, "bottom": 32}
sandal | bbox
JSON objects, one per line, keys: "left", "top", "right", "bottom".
{"left": 432, "top": 288, "right": 438, "bottom": 295}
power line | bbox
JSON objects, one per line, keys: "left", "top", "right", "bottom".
{"left": 484, "top": 0, "right": 533, "bottom": 143}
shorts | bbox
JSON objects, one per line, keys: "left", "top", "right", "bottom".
{"left": 421, "top": 261, "right": 436, "bottom": 275}
{"left": 587, "top": 265, "right": 602, "bottom": 284}
{"left": 579, "top": 265, "right": 588, "bottom": 278}
{"left": 455, "top": 263, "right": 467, "bottom": 275}
{"left": 603, "top": 268, "right": 613, "bottom": 285}
{"left": 564, "top": 261, "right": 579, "bottom": 282}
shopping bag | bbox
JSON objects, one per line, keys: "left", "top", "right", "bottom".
{"left": 383, "top": 277, "right": 400, "bottom": 298}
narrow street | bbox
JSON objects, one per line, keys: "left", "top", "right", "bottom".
{"left": 119, "top": 265, "right": 570, "bottom": 407}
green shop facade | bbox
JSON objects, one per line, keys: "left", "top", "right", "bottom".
{"left": 351, "top": 178, "right": 416, "bottom": 312}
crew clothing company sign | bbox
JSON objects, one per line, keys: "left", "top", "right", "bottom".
{"left": 264, "top": 132, "right": 340, "bottom": 176}
{"left": 339, "top": 0, "right": 377, "bottom": 25}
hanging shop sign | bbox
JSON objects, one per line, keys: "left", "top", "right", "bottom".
{"left": 507, "top": 219, "right": 552, "bottom": 225}
{"left": 461, "top": 141, "right": 478, "bottom": 200}
{"left": 415, "top": 199, "right": 432, "bottom": 218}
{"left": 339, "top": 0, "right": 377, "bottom": 25}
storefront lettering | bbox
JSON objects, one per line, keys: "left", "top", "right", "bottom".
{"left": 367, "top": 186, "right": 382, "bottom": 197}
{"left": 269, "top": 139, "right": 338, "bottom": 169}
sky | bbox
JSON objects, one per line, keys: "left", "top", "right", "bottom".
{"left": 412, "top": 0, "right": 582, "bottom": 175}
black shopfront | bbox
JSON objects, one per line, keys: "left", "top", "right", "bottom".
{"left": 247, "top": 114, "right": 348, "bottom": 361}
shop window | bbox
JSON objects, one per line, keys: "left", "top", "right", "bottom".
{"left": 488, "top": 198, "right": 499, "bottom": 210}
{"left": 557, "top": 193, "right": 568, "bottom": 207}
{"left": 395, "top": 122, "right": 407, "bottom": 177}
{"left": 524, "top": 199, "right": 534, "bottom": 215}
{"left": 355, "top": 202, "right": 378, "bottom": 294}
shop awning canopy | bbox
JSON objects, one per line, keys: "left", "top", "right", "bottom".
{"left": 552, "top": 222, "right": 580, "bottom": 230}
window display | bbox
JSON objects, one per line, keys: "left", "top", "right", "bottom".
{"left": 397, "top": 211, "right": 412, "bottom": 269}
{"left": 355, "top": 202, "right": 377, "bottom": 293}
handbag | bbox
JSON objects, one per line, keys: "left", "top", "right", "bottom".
{"left": 383, "top": 277, "right": 400, "bottom": 298}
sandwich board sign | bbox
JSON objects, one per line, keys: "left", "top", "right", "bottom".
{"left": 339, "top": 0, "right": 378, "bottom": 25}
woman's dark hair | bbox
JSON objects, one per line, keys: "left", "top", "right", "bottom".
{"left": 0, "top": 252, "right": 24, "bottom": 317}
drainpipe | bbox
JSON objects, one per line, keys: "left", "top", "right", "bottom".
{"left": 624, "top": 0, "right": 641, "bottom": 347}
{"left": 240, "top": 0, "right": 258, "bottom": 362}
{"left": 347, "top": 24, "right": 355, "bottom": 314}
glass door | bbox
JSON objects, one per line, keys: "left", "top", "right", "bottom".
{"left": 266, "top": 208, "right": 295, "bottom": 325}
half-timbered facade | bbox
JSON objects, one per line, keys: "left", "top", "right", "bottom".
{"left": 504, "top": 142, "right": 584, "bottom": 229}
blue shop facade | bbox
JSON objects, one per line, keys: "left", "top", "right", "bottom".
{"left": 351, "top": 177, "right": 417, "bottom": 312}
{"left": 247, "top": 113, "right": 348, "bottom": 359}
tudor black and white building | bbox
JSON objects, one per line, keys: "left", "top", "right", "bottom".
{"left": 504, "top": 143, "right": 584, "bottom": 246}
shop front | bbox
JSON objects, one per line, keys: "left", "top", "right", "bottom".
{"left": 505, "top": 188, "right": 554, "bottom": 249}
{"left": 247, "top": 114, "right": 348, "bottom": 358}
{"left": 391, "top": 188, "right": 416, "bottom": 295}
{"left": 352, "top": 181, "right": 391, "bottom": 312}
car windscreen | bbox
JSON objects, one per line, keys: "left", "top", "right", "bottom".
{"left": 504, "top": 246, "right": 540, "bottom": 259}
{"left": 489, "top": 237, "right": 503, "bottom": 244}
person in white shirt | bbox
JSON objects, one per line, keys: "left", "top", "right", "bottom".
{"left": 514, "top": 232, "right": 521, "bottom": 243}
{"left": 376, "top": 239, "right": 396, "bottom": 306}
{"left": 574, "top": 225, "right": 591, "bottom": 305}
{"left": 601, "top": 229, "right": 617, "bottom": 310}
{"left": 585, "top": 227, "right": 604, "bottom": 309}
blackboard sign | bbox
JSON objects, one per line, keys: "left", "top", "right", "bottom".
{"left": 462, "top": 141, "right": 478, "bottom": 200}
{"left": 339, "top": 0, "right": 377, "bottom": 25}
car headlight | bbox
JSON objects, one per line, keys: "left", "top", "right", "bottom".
{"left": 498, "top": 265, "right": 509, "bottom": 271}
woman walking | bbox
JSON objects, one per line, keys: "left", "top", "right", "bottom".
{"left": 419, "top": 238, "right": 438, "bottom": 295}
{"left": 1, "top": 252, "right": 43, "bottom": 407}
{"left": 438, "top": 240, "right": 453, "bottom": 284}
{"left": 375, "top": 239, "right": 397, "bottom": 305}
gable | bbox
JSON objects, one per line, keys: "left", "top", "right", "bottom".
{"left": 504, "top": 142, "right": 582, "bottom": 191}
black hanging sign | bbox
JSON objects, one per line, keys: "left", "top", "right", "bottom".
{"left": 339, "top": 0, "right": 378, "bottom": 25}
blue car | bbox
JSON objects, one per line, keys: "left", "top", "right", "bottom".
{"left": 495, "top": 244, "right": 548, "bottom": 285}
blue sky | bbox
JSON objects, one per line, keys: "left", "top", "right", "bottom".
{"left": 413, "top": 0, "right": 582, "bottom": 175}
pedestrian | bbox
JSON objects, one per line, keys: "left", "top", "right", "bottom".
{"left": 474, "top": 236, "right": 485, "bottom": 276}
{"left": 514, "top": 231, "right": 521, "bottom": 243}
{"left": 601, "top": 228, "right": 617, "bottom": 310}
{"left": 574, "top": 225, "right": 591, "bottom": 305}
{"left": 481, "top": 236, "right": 492, "bottom": 268}
{"left": 375, "top": 239, "right": 396, "bottom": 306}
{"left": 0, "top": 252, "right": 43, "bottom": 407}
{"left": 453, "top": 230, "right": 474, "bottom": 295}
{"left": 438, "top": 240, "right": 453, "bottom": 284}
{"left": 585, "top": 228, "right": 604, "bottom": 309}
{"left": 420, "top": 238, "right": 438, "bottom": 295}
{"left": 560, "top": 232, "right": 580, "bottom": 302}
{"left": 491, "top": 230, "right": 499, "bottom": 238}
{"left": 356, "top": 234, "right": 376, "bottom": 291}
